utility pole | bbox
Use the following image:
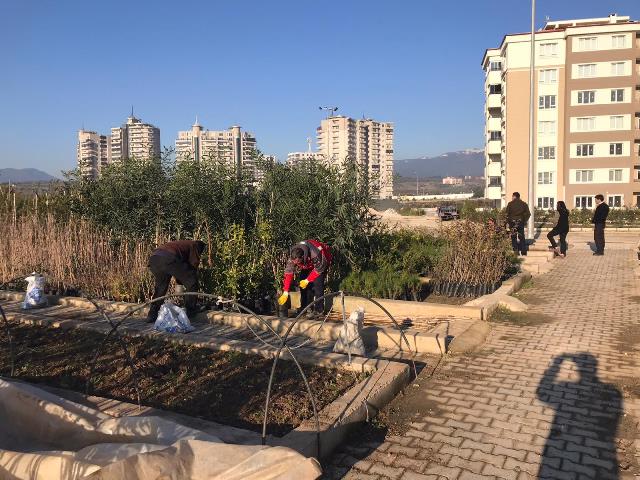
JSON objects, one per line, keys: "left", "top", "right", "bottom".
{"left": 527, "top": 0, "right": 536, "bottom": 240}
{"left": 415, "top": 173, "right": 419, "bottom": 196}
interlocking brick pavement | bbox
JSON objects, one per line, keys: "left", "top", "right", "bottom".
{"left": 324, "top": 247, "right": 640, "bottom": 479}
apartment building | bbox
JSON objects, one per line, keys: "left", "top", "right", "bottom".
{"left": 482, "top": 14, "right": 640, "bottom": 209}
{"left": 111, "top": 114, "right": 161, "bottom": 162}
{"left": 316, "top": 116, "right": 394, "bottom": 198}
{"left": 175, "top": 121, "right": 257, "bottom": 177}
{"left": 442, "top": 177, "right": 463, "bottom": 185}
{"left": 76, "top": 130, "right": 111, "bottom": 179}
{"left": 286, "top": 151, "right": 325, "bottom": 166}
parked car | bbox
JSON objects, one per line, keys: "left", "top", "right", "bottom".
{"left": 437, "top": 205, "right": 460, "bottom": 221}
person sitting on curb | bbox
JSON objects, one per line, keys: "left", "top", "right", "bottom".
{"left": 278, "top": 239, "right": 332, "bottom": 319}
{"left": 146, "top": 240, "right": 206, "bottom": 323}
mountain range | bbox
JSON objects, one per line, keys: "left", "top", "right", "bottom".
{"left": 0, "top": 168, "right": 58, "bottom": 184}
{"left": 395, "top": 149, "right": 484, "bottom": 178}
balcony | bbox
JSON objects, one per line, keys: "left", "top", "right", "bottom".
{"left": 487, "top": 70, "right": 501, "bottom": 85}
{"left": 488, "top": 117, "right": 501, "bottom": 131}
{"left": 486, "top": 161, "right": 502, "bottom": 177}
{"left": 487, "top": 94, "right": 501, "bottom": 109}
{"left": 486, "top": 185, "right": 502, "bottom": 200}
{"left": 487, "top": 140, "right": 502, "bottom": 155}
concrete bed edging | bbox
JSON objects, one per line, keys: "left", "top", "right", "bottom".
{"left": 0, "top": 307, "right": 410, "bottom": 460}
{"left": 464, "top": 271, "right": 532, "bottom": 320}
{"left": 0, "top": 291, "right": 448, "bottom": 355}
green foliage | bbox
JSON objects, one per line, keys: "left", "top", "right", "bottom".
{"left": 341, "top": 267, "right": 422, "bottom": 301}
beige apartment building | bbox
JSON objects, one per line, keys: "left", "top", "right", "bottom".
{"left": 175, "top": 121, "right": 257, "bottom": 177}
{"left": 111, "top": 115, "right": 161, "bottom": 162}
{"left": 316, "top": 116, "right": 394, "bottom": 198}
{"left": 483, "top": 14, "right": 640, "bottom": 209}
{"left": 76, "top": 130, "right": 111, "bottom": 179}
{"left": 286, "top": 151, "right": 325, "bottom": 166}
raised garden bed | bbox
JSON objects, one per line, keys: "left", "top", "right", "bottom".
{"left": 0, "top": 323, "right": 365, "bottom": 437}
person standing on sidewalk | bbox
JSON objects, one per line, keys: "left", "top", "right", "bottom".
{"left": 505, "top": 192, "right": 531, "bottom": 256}
{"left": 592, "top": 194, "right": 610, "bottom": 256}
{"left": 547, "top": 201, "right": 569, "bottom": 258}
{"left": 146, "top": 240, "right": 206, "bottom": 323}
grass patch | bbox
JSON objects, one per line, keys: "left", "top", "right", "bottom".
{"left": 488, "top": 306, "right": 555, "bottom": 326}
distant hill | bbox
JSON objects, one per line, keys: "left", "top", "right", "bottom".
{"left": 395, "top": 149, "right": 484, "bottom": 177}
{"left": 0, "top": 168, "right": 58, "bottom": 184}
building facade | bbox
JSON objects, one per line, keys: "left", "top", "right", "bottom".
{"left": 111, "top": 115, "right": 161, "bottom": 162}
{"left": 286, "top": 151, "right": 325, "bottom": 166}
{"left": 442, "top": 176, "right": 464, "bottom": 185}
{"left": 316, "top": 116, "right": 394, "bottom": 198}
{"left": 482, "top": 14, "right": 640, "bottom": 209}
{"left": 77, "top": 130, "right": 111, "bottom": 179}
{"left": 175, "top": 121, "right": 257, "bottom": 176}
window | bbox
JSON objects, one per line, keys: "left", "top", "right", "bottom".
{"left": 538, "top": 121, "right": 556, "bottom": 135}
{"left": 577, "top": 64, "right": 597, "bottom": 78}
{"left": 537, "top": 171, "right": 554, "bottom": 184}
{"left": 537, "top": 197, "right": 555, "bottom": 209}
{"left": 538, "top": 146, "right": 556, "bottom": 160}
{"left": 489, "top": 131, "right": 502, "bottom": 141}
{"left": 575, "top": 170, "right": 594, "bottom": 182}
{"left": 576, "top": 117, "right": 596, "bottom": 131}
{"left": 578, "top": 37, "right": 598, "bottom": 51}
{"left": 577, "top": 91, "right": 595, "bottom": 104}
{"left": 575, "top": 196, "right": 593, "bottom": 209}
{"left": 540, "top": 43, "right": 558, "bottom": 57}
{"left": 611, "top": 89, "right": 624, "bottom": 102}
{"left": 489, "top": 61, "right": 502, "bottom": 71}
{"left": 489, "top": 84, "right": 502, "bottom": 94}
{"left": 611, "top": 62, "right": 626, "bottom": 76}
{"left": 610, "top": 143, "right": 623, "bottom": 155}
{"left": 488, "top": 176, "right": 501, "bottom": 187}
{"left": 539, "top": 69, "right": 558, "bottom": 83}
{"left": 611, "top": 35, "right": 626, "bottom": 49}
{"left": 576, "top": 144, "right": 594, "bottom": 157}
{"left": 636, "top": 167, "right": 640, "bottom": 181}
{"left": 610, "top": 116, "right": 624, "bottom": 129}
{"left": 608, "top": 195, "right": 622, "bottom": 208}
{"left": 608, "top": 169, "right": 623, "bottom": 182}
{"left": 539, "top": 95, "right": 556, "bottom": 109}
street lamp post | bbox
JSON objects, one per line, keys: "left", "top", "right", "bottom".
{"left": 527, "top": 0, "right": 536, "bottom": 240}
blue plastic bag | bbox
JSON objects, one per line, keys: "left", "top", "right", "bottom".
{"left": 154, "top": 302, "right": 195, "bottom": 334}
{"left": 22, "top": 273, "right": 47, "bottom": 310}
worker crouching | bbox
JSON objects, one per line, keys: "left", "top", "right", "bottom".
{"left": 278, "top": 240, "right": 332, "bottom": 319}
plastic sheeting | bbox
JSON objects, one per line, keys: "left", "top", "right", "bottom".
{"left": 0, "top": 378, "right": 322, "bottom": 480}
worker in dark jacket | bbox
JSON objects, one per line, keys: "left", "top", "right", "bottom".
{"left": 146, "top": 240, "right": 206, "bottom": 323}
{"left": 278, "top": 240, "right": 332, "bottom": 318}
{"left": 547, "top": 201, "right": 569, "bottom": 257}
{"left": 592, "top": 194, "right": 610, "bottom": 256}
{"left": 505, "top": 192, "right": 531, "bottom": 256}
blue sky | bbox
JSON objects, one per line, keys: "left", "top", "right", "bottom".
{"left": 0, "top": 0, "right": 636, "bottom": 176}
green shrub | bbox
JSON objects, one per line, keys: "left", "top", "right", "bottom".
{"left": 341, "top": 267, "right": 421, "bottom": 301}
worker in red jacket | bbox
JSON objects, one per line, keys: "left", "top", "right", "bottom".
{"left": 278, "top": 240, "right": 332, "bottom": 318}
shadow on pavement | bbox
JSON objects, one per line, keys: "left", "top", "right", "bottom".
{"left": 536, "top": 352, "right": 622, "bottom": 479}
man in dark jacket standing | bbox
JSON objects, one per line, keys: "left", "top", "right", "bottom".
{"left": 505, "top": 192, "right": 531, "bottom": 256}
{"left": 146, "top": 240, "right": 206, "bottom": 323}
{"left": 592, "top": 194, "right": 610, "bottom": 256}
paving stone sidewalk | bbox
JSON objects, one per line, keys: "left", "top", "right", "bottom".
{"left": 324, "top": 247, "right": 640, "bottom": 480}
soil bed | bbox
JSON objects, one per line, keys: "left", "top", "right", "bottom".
{"left": 0, "top": 323, "right": 364, "bottom": 436}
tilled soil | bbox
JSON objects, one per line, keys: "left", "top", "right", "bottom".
{"left": 0, "top": 323, "right": 365, "bottom": 436}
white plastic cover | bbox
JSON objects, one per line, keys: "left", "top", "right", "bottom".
{"left": 22, "top": 273, "right": 47, "bottom": 310}
{"left": 154, "top": 302, "right": 195, "bottom": 333}
{"left": 0, "top": 378, "right": 322, "bottom": 480}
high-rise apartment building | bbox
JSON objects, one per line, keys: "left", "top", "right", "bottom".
{"left": 482, "top": 14, "right": 640, "bottom": 209}
{"left": 316, "top": 116, "right": 394, "bottom": 198}
{"left": 77, "top": 130, "right": 111, "bottom": 179}
{"left": 286, "top": 151, "right": 325, "bottom": 166}
{"left": 111, "top": 114, "right": 161, "bottom": 162}
{"left": 175, "top": 121, "right": 257, "bottom": 176}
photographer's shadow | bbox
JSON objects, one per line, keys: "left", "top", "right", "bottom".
{"left": 536, "top": 353, "right": 622, "bottom": 479}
